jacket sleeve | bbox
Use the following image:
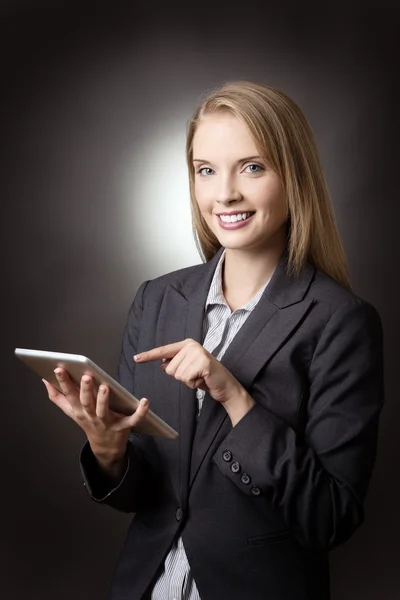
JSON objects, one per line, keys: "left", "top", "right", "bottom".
{"left": 80, "top": 280, "right": 160, "bottom": 513}
{"left": 213, "top": 299, "right": 385, "bottom": 550}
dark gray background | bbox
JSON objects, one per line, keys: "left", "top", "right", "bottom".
{"left": 1, "top": 2, "right": 399, "bottom": 598}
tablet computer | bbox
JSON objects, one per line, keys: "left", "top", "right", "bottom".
{"left": 14, "top": 348, "right": 178, "bottom": 440}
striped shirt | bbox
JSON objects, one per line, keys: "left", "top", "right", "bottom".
{"left": 151, "top": 250, "right": 271, "bottom": 600}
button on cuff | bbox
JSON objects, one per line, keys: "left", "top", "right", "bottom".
{"left": 222, "top": 450, "right": 232, "bottom": 462}
{"left": 231, "top": 461, "right": 241, "bottom": 474}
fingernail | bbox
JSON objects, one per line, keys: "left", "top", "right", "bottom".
{"left": 54, "top": 369, "right": 63, "bottom": 379}
{"left": 141, "top": 398, "right": 148, "bottom": 407}
{"left": 83, "top": 375, "right": 91, "bottom": 383}
{"left": 133, "top": 355, "right": 140, "bottom": 362}
{"left": 99, "top": 385, "right": 106, "bottom": 394}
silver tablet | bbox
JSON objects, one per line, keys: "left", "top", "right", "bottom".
{"left": 14, "top": 348, "right": 178, "bottom": 440}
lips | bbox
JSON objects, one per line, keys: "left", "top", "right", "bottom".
{"left": 216, "top": 211, "right": 255, "bottom": 230}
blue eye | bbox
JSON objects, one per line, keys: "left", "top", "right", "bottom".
{"left": 197, "top": 167, "right": 215, "bottom": 176}
{"left": 245, "top": 164, "right": 264, "bottom": 173}
{"left": 195, "top": 164, "right": 264, "bottom": 176}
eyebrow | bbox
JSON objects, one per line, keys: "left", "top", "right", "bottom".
{"left": 192, "top": 155, "right": 264, "bottom": 164}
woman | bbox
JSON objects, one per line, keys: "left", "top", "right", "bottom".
{"left": 43, "top": 81, "right": 384, "bottom": 600}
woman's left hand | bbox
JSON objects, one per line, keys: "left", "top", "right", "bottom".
{"left": 133, "top": 338, "right": 255, "bottom": 425}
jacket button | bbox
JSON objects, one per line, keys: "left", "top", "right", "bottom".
{"left": 222, "top": 450, "right": 232, "bottom": 462}
{"left": 251, "top": 486, "right": 261, "bottom": 496}
{"left": 175, "top": 507, "right": 182, "bottom": 522}
{"left": 241, "top": 473, "right": 251, "bottom": 485}
{"left": 231, "top": 461, "right": 240, "bottom": 474}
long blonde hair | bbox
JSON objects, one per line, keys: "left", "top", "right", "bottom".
{"left": 186, "top": 81, "right": 351, "bottom": 290}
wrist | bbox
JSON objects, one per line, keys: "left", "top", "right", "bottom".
{"left": 91, "top": 445, "right": 128, "bottom": 481}
{"left": 222, "top": 384, "right": 255, "bottom": 427}
{"left": 90, "top": 440, "right": 127, "bottom": 466}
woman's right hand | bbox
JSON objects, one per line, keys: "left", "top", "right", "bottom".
{"left": 42, "top": 368, "right": 150, "bottom": 476}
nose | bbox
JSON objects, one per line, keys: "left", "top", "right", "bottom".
{"left": 215, "top": 174, "right": 243, "bottom": 205}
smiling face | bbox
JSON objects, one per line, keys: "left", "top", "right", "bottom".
{"left": 192, "top": 111, "right": 288, "bottom": 257}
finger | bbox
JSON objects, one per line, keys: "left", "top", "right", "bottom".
{"left": 163, "top": 351, "right": 187, "bottom": 378}
{"left": 172, "top": 348, "right": 209, "bottom": 383}
{"left": 184, "top": 377, "right": 207, "bottom": 390}
{"left": 79, "top": 375, "right": 96, "bottom": 416}
{"left": 96, "top": 384, "right": 110, "bottom": 420}
{"left": 195, "top": 379, "right": 210, "bottom": 392}
{"left": 42, "top": 379, "right": 73, "bottom": 416}
{"left": 54, "top": 368, "right": 81, "bottom": 410}
{"left": 121, "top": 398, "right": 150, "bottom": 428}
{"left": 134, "top": 339, "right": 193, "bottom": 363}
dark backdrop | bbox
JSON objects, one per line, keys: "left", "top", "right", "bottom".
{"left": 1, "top": 2, "right": 399, "bottom": 599}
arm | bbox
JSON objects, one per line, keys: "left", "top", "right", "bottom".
{"left": 213, "top": 299, "right": 384, "bottom": 550}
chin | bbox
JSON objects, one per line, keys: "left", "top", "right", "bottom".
{"left": 218, "top": 239, "right": 258, "bottom": 252}
{"left": 221, "top": 232, "right": 287, "bottom": 254}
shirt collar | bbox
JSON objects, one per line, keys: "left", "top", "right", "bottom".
{"left": 205, "top": 249, "right": 227, "bottom": 308}
{"left": 205, "top": 249, "right": 271, "bottom": 312}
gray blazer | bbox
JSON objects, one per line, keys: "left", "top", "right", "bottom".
{"left": 81, "top": 247, "right": 384, "bottom": 600}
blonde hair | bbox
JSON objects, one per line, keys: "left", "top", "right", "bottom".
{"left": 186, "top": 81, "right": 351, "bottom": 290}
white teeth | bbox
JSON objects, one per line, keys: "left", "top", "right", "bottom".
{"left": 219, "top": 212, "right": 252, "bottom": 223}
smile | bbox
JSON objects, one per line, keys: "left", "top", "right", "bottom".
{"left": 216, "top": 211, "right": 255, "bottom": 230}
{"left": 218, "top": 212, "right": 254, "bottom": 223}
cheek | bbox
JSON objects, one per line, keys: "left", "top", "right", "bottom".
{"left": 255, "top": 181, "right": 286, "bottom": 216}
{"left": 194, "top": 184, "right": 213, "bottom": 213}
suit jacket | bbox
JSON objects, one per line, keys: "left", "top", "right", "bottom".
{"left": 80, "top": 248, "right": 384, "bottom": 600}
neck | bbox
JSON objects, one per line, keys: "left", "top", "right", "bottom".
{"left": 222, "top": 238, "right": 286, "bottom": 309}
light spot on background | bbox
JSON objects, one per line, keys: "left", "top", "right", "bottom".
{"left": 121, "top": 114, "right": 201, "bottom": 278}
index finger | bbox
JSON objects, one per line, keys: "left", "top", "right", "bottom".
{"left": 134, "top": 341, "right": 187, "bottom": 363}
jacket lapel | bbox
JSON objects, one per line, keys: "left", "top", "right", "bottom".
{"left": 153, "top": 249, "right": 223, "bottom": 502}
{"left": 189, "top": 251, "right": 316, "bottom": 487}
{"left": 152, "top": 284, "right": 187, "bottom": 501}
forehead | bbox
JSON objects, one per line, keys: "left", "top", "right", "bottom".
{"left": 192, "top": 112, "right": 259, "bottom": 158}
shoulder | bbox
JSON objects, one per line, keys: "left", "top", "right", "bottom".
{"left": 311, "top": 268, "right": 360, "bottom": 307}
{"left": 309, "top": 267, "right": 382, "bottom": 335}
{"left": 144, "top": 261, "right": 206, "bottom": 294}
{"left": 131, "top": 261, "right": 208, "bottom": 309}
